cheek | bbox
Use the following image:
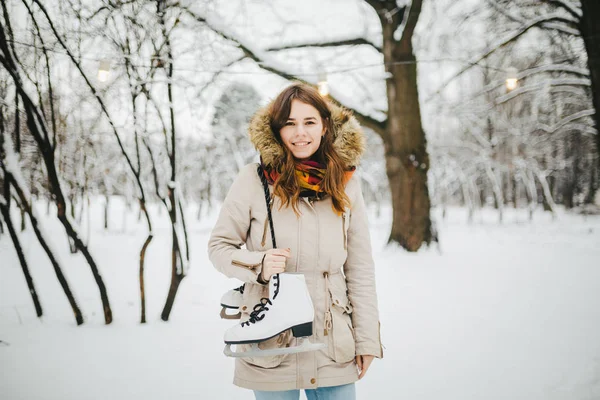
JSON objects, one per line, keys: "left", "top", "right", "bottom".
{"left": 279, "top": 129, "right": 292, "bottom": 146}
{"left": 281, "top": 135, "right": 297, "bottom": 152}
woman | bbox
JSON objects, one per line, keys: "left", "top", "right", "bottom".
{"left": 208, "top": 82, "right": 383, "bottom": 400}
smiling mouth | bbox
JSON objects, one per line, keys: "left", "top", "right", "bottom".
{"left": 293, "top": 141, "right": 311, "bottom": 147}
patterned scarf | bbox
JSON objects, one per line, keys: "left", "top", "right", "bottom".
{"left": 262, "top": 159, "right": 355, "bottom": 195}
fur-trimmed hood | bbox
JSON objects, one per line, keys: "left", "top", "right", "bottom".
{"left": 248, "top": 101, "right": 366, "bottom": 169}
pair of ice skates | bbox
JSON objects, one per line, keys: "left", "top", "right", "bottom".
{"left": 220, "top": 273, "right": 326, "bottom": 358}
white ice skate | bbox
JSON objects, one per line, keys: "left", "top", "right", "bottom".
{"left": 220, "top": 284, "right": 244, "bottom": 320}
{"left": 223, "top": 273, "right": 326, "bottom": 358}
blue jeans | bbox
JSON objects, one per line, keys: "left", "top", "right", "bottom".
{"left": 254, "top": 383, "right": 356, "bottom": 400}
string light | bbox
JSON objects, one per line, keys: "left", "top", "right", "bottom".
{"left": 505, "top": 67, "right": 518, "bottom": 91}
{"left": 97, "top": 59, "right": 111, "bottom": 82}
{"left": 7, "top": 37, "right": 533, "bottom": 76}
{"left": 317, "top": 72, "right": 329, "bottom": 96}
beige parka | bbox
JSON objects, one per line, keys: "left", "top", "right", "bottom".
{"left": 208, "top": 102, "right": 383, "bottom": 391}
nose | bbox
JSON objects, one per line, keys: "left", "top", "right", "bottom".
{"left": 296, "top": 123, "right": 307, "bottom": 135}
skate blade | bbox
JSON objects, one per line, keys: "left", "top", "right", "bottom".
{"left": 220, "top": 307, "right": 241, "bottom": 320}
{"left": 224, "top": 338, "right": 327, "bottom": 358}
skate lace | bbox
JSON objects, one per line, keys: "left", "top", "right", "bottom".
{"left": 234, "top": 284, "right": 245, "bottom": 294}
{"left": 241, "top": 275, "right": 280, "bottom": 327}
{"left": 272, "top": 274, "right": 280, "bottom": 299}
{"left": 241, "top": 298, "right": 272, "bottom": 327}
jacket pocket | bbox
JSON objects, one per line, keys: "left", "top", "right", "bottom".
{"left": 238, "top": 284, "right": 291, "bottom": 369}
{"left": 325, "top": 279, "right": 356, "bottom": 364}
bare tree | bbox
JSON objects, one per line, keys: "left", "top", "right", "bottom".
{"left": 0, "top": 0, "right": 111, "bottom": 323}
{"left": 178, "top": 0, "right": 432, "bottom": 251}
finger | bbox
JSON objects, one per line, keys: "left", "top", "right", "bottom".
{"left": 266, "top": 248, "right": 282, "bottom": 253}
{"left": 267, "top": 248, "right": 291, "bottom": 257}
{"left": 264, "top": 262, "right": 284, "bottom": 270}
{"left": 266, "top": 264, "right": 285, "bottom": 273}
{"left": 355, "top": 355, "right": 362, "bottom": 375}
{"left": 359, "top": 357, "right": 373, "bottom": 379}
{"left": 264, "top": 256, "right": 285, "bottom": 265}
{"left": 358, "top": 365, "right": 367, "bottom": 380}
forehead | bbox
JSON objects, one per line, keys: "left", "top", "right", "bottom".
{"left": 288, "top": 99, "right": 320, "bottom": 119}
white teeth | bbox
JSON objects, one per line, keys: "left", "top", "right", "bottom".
{"left": 294, "top": 142, "right": 310, "bottom": 146}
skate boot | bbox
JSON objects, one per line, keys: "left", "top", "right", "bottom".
{"left": 220, "top": 284, "right": 245, "bottom": 320}
{"left": 223, "top": 272, "right": 326, "bottom": 358}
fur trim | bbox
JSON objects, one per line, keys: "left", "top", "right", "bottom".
{"left": 248, "top": 101, "right": 366, "bottom": 169}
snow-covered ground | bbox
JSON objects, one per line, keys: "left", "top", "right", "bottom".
{"left": 1, "top": 198, "right": 599, "bottom": 400}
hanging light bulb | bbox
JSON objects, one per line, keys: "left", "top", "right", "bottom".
{"left": 318, "top": 72, "right": 329, "bottom": 97}
{"left": 98, "top": 59, "right": 111, "bottom": 82}
{"left": 505, "top": 67, "right": 518, "bottom": 91}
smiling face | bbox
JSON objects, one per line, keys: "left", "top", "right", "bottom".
{"left": 279, "top": 99, "right": 326, "bottom": 161}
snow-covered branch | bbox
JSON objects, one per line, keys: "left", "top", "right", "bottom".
{"left": 494, "top": 77, "right": 591, "bottom": 104}
{"left": 266, "top": 37, "right": 382, "bottom": 53}
{"left": 534, "top": 109, "right": 596, "bottom": 135}
{"left": 546, "top": 0, "right": 582, "bottom": 21}
{"left": 426, "top": 12, "right": 581, "bottom": 101}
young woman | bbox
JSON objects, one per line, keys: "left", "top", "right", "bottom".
{"left": 208, "top": 82, "right": 383, "bottom": 400}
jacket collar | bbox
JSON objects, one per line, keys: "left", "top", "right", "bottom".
{"left": 248, "top": 101, "right": 366, "bottom": 170}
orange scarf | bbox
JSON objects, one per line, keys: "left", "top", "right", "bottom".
{"left": 262, "top": 160, "right": 355, "bottom": 193}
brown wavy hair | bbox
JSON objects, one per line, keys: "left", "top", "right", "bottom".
{"left": 268, "top": 82, "right": 351, "bottom": 216}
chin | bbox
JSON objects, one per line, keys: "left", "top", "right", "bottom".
{"left": 294, "top": 152, "right": 314, "bottom": 161}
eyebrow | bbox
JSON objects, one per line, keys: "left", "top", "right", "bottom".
{"left": 287, "top": 117, "right": 317, "bottom": 121}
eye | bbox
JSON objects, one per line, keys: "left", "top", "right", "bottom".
{"left": 285, "top": 121, "right": 294, "bottom": 126}
{"left": 306, "top": 121, "right": 315, "bottom": 125}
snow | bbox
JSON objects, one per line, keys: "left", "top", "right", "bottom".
{"left": 1, "top": 198, "right": 600, "bottom": 399}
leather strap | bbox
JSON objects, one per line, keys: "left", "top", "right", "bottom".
{"left": 257, "top": 164, "right": 277, "bottom": 248}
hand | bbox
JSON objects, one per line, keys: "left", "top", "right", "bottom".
{"left": 356, "top": 355, "right": 374, "bottom": 379}
{"left": 260, "top": 248, "right": 291, "bottom": 281}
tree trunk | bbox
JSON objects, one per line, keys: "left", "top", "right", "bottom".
{"left": 580, "top": 0, "right": 600, "bottom": 174}
{"left": 0, "top": 183, "right": 43, "bottom": 318}
{"left": 8, "top": 175, "right": 84, "bottom": 324}
{"left": 68, "top": 194, "right": 77, "bottom": 254}
{"left": 0, "top": 36, "right": 112, "bottom": 323}
{"left": 20, "top": 205, "right": 26, "bottom": 231}
{"left": 160, "top": 17, "right": 188, "bottom": 320}
{"left": 1, "top": 203, "right": 43, "bottom": 317}
{"left": 104, "top": 195, "right": 109, "bottom": 229}
{"left": 139, "top": 232, "right": 152, "bottom": 324}
{"left": 543, "top": 175, "right": 555, "bottom": 211}
{"left": 375, "top": 0, "right": 431, "bottom": 251}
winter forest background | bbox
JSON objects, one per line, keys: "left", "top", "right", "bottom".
{"left": 1, "top": 1, "right": 599, "bottom": 399}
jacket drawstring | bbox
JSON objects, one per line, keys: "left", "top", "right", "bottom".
{"left": 261, "top": 217, "right": 269, "bottom": 247}
{"left": 323, "top": 271, "right": 332, "bottom": 336}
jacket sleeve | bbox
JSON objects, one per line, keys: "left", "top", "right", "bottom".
{"left": 343, "top": 177, "right": 384, "bottom": 358}
{"left": 207, "top": 165, "right": 266, "bottom": 284}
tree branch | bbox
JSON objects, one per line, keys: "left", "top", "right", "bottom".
{"left": 425, "top": 13, "right": 581, "bottom": 102}
{"left": 179, "top": 6, "right": 387, "bottom": 135}
{"left": 545, "top": 0, "right": 582, "bottom": 22}
{"left": 266, "top": 38, "right": 382, "bottom": 53}
{"left": 399, "top": 0, "right": 423, "bottom": 46}
{"left": 494, "top": 77, "right": 591, "bottom": 104}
